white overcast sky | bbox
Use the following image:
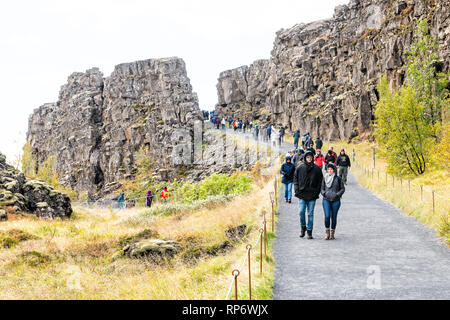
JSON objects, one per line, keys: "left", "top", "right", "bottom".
{"left": 0, "top": 0, "right": 348, "bottom": 162}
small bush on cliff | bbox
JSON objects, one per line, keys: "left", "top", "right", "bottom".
{"left": 21, "top": 142, "right": 36, "bottom": 178}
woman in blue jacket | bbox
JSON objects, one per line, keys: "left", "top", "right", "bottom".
{"left": 280, "top": 156, "right": 296, "bottom": 203}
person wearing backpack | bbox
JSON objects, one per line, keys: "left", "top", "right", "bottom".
{"left": 160, "top": 187, "right": 170, "bottom": 203}
{"left": 321, "top": 163, "right": 345, "bottom": 240}
{"left": 117, "top": 192, "right": 125, "bottom": 210}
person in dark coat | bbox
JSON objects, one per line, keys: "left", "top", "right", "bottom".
{"left": 280, "top": 155, "right": 296, "bottom": 203}
{"left": 293, "top": 130, "right": 300, "bottom": 149}
{"left": 321, "top": 163, "right": 345, "bottom": 240}
{"left": 293, "top": 151, "right": 323, "bottom": 239}
{"left": 279, "top": 127, "right": 285, "bottom": 144}
{"left": 336, "top": 148, "right": 351, "bottom": 185}
{"left": 325, "top": 148, "right": 337, "bottom": 165}
{"left": 315, "top": 137, "right": 323, "bottom": 150}
{"left": 145, "top": 190, "right": 153, "bottom": 208}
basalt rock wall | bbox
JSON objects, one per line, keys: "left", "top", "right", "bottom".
{"left": 27, "top": 58, "right": 203, "bottom": 199}
{"left": 216, "top": 0, "right": 450, "bottom": 140}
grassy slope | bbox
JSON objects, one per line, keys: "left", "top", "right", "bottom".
{"left": 0, "top": 165, "right": 279, "bottom": 299}
{"left": 316, "top": 139, "right": 449, "bottom": 243}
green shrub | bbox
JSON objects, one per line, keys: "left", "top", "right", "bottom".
{"left": 177, "top": 173, "right": 252, "bottom": 203}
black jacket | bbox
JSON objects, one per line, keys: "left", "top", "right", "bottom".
{"left": 315, "top": 138, "right": 323, "bottom": 150}
{"left": 280, "top": 162, "right": 296, "bottom": 184}
{"left": 325, "top": 152, "right": 337, "bottom": 164}
{"left": 293, "top": 162, "right": 323, "bottom": 201}
{"left": 321, "top": 175, "right": 345, "bottom": 202}
{"left": 336, "top": 154, "right": 351, "bottom": 167}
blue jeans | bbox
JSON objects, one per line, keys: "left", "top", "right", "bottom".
{"left": 283, "top": 182, "right": 293, "bottom": 200}
{"left": 322, "top": 199, "right": 341, "bottom": 230}
{"left": 298, "top": 199, "right": 316, "bottom": 231}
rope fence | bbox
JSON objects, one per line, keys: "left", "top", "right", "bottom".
{"left": 352, "top": 155, "right": 449, "bottom": 220}
{"left": 224, "top": 174, "right": 279, "bottom": 300}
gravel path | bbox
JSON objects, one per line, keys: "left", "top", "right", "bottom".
{"left": 272, "top": 141, "right": 450, "bottom": 300}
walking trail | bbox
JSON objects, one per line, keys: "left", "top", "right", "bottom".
{"left": 272, "top": 139, "right": 450, "bottom": 300}
{"left": 219, "top": 126, "right": 449, "bottom": 299}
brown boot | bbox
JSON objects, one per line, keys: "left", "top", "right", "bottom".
{"left": 325, "top": 229, "right": 330, "bottom": 240}
{"left": 330, "top": 229, "right": 335, "bottom": 240}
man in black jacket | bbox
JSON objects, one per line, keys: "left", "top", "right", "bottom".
{"left": 315, "top": 137, "right": 323, "bottom": 150}
{"left": 293, "top": 151, "right": 323, "bottom": 239}
{"left": 336, "top": 148, "right": 351, "bottom": 184}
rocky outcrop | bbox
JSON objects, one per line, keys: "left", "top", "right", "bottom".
{"left": 216, "top": 0, "right": 450, "bottom": 141}
{"left": 0, "top": 153, "right": 72, "bottom": 219}
{"left": 27, "top": 58, "right": 203, "bottom": 198}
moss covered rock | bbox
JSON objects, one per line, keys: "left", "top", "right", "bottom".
{"left": 123, "top": 239, "right": 180, "bottom": 260}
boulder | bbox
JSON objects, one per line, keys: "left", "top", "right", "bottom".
{"left": 0, "top": 153, "right": 72, "bottom": 219}
{"left": 0, "top": 209, "right": 7, "bottom": 221}
{"left": 123, "top": 239, "right": 180, "bottom": 259}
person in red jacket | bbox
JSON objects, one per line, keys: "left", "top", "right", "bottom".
{"left": 314, "top": 149, "right": 325, "bottom": 169}
{"left": 160, "top": 187, "right": 170, "bottom": 203}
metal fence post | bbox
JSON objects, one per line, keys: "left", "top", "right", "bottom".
{"left": 264, "top": 220, "right": 267, "bottom": 257}
{"left": 259, "top": 228, "right": 263, "bottom": 276}
{"left": 246, "top": 245, "right": 252, "bottom": 300}
{"left": 432, "top": 191, "right": 435, "bottom": 214}
{"left": 232, "top": 270, "right": 240, "bottom": 300}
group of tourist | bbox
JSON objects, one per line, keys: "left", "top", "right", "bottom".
{"left": 116, "top": 187, "right": 170, "bottom": 209}
{"left": 280, "top": 142, "right": 351, "bottom": 240}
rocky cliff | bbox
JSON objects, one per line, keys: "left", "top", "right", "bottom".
{"left": 216, "top": 0, "right": 450, "bottom": 140}
{"left": 27, "top": 58, "right": 203, "bottom": 198}
{"left": 0, "top": 152, "right": 72, "bottom": 219}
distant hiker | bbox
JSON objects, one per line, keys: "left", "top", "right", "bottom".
{"left": 306, "top": 136, "right": 314, "bottom": 149}
{"left": 145, "top": 190, "right": 153, "bottom": 208}
{"left": 301, "top": 134, "right": 306, "bottom": 148}
{"left": 228, "top": 118, "right": 233, "bottom": 128}
{"left": 221, "top": 118, "right": 226, "bottom": 130}
{"left": 336, "top": 148, "right": 351, "bottom": 185}
{"left": 255, "top": 125, "right": 259, "bottom": 140}
{"left": 293, "top": 130, "right": 300, "bottom": 149}
{"left": 315, "top": 137, "right": 323, "bottom": 150}
{"left": 325, "top": 148, "right": 337, "bottom": 165}
{"left": 233, "top": 120, "right": 238, "bottom": 131}
{"left": 279, "top": 126, "right": 285, "bottom": 144}
{"left": 215, "top": 117, "right": 220, "bottom": 129}
{"left": 321, "top": 163, "right": 345, "bottom": 240}
{"left": 294, "top": 151, "right": 323, "bottom": 239}
{"left": 314, "top": 149, "right": 325, "bottom": 169}
{"left": 117, "top": 192, "right": 125, "bottom": 210}
{"left": 160, "top": 187, "right": 170, "bottom": 203}
{"left": 280, "top": 155, "right": 296, "bottom": 203}
{"left": 293, "top": 148, "right": 304, "bottom": 167}
{"left": 267, "top": 125, "right": 272, "bottom": 140}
